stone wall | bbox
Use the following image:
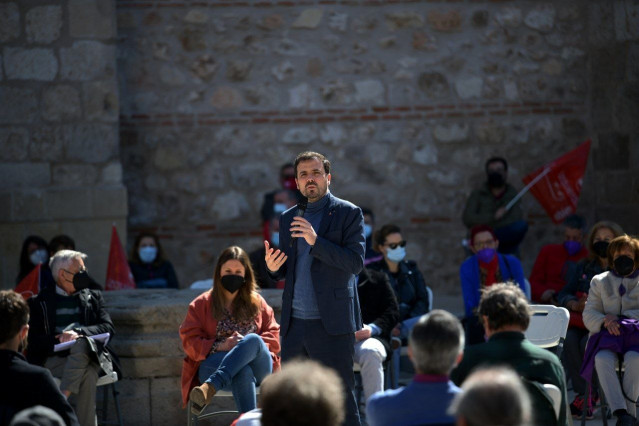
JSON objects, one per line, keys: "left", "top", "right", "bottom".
{"left": 0, "top": 0, "right": 127, "bottom": 289}
{"left": 114, "top": 0, "right": 633, "bottom": 291}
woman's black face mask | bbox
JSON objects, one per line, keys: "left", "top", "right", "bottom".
{"left": 220, "top": 275, "right": 244, "bottom": 294}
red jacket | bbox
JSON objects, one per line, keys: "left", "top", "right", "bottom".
{"left": 179, "top": 291, "right": 281, "bottom": 406}
{"left": 530, "top": 244, "right": 587, "bottom": 302}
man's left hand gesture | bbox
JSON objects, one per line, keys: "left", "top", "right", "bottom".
{"left": 290, "top": 216, "right": 317, "bottom": 246}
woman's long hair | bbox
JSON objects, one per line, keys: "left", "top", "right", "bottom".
{"left": 586, "top": 221, "right": 624, "bottom": 261}
{"left": 17, "top": 235, "right": 49, "bottom": 284}
{"left": 210, "top": 246, "right": 260, "bottom": 323}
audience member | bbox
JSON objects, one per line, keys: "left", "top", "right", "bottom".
{"left": 180, "top": 246, "right": 281, "bottom": 415}
{"left": 259, "top": 163, "right": 301, "bottom": 223}
{"left": 530, "top": 214, "right": 588, "bottom": 304}
{"left": 250, "top": 214, "right": 285, "bottom": 289}
{"left": 128, "top": 232, "right": 179, "bottom": 289}
{"left": 0, "top": 290, "right": 79, "bottom": 426}
{"left": 27, "top": 250, "right": 116, "bottom": 426}
{"left": 582, "top": 235, "right": 639, "bottom": 426}
{"left": 366, "top": 310, "right": 464, "bottom": 426}
{"left": 234, "top": 360, "right": 345, "bottom": 426}
{"left": 261, "top": 189, "right": 298, "bottom": 246}
{"left": 49, "top": 236, "right": 76, "bottom": 255}
{"left": 462, "top": 156, "right": 528, "bottom": 255}
{"left": 558, "top": 220, "right": 624, "bottom": 419}
{"left": 459, "top": 225, "right": 526, "bottom": 344}
{"left": 451, "top": 283, "right": 568, "bottom": 426}
{"left": 354, "top": 267, "right": 399, "bottom": 403}
{"left": 361, "top": 207, "right": 382, "bottom": 265}
{"left": 16, "top": 236, "right": 55, "bottom": 291}
{"left": 449, "top": 367, "right": 531, "bottom": 426}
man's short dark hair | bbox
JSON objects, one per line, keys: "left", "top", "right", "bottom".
{"left": 485, "top": 157, "right": 508, "bottom": 173}
{"left": 478, "top": 283, "right": 530, "bottom": 332}
{"left": 409, "top": 310, "right": 464, "bottom": 375}
{"left": 361, "top": 207, "right": 374, "bottom": 221}
{"left": 294, "top": 151, "right": 331, "bottom": 177}
{"left": 563, "top": 214, "right": 586, "bottom": 232}
{"left": 279, "top": 163, "right": 294, "bottom": 177}
{"left": 49, "top": 235, "right": 76, "bottom": 253}
{"left": 260, "top": 360, "right": 345, "bottom": 426}
{"left": 0, "top": 290, "right": 29, "bottom": 345}
{"left": 373, "top": 224, "right": 401, "bottom": 251}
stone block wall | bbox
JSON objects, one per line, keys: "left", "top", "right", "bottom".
{"left": 116, "top": 0, "right": 620, "bottom": 290}
{"left": 0, "top": 0, "right": 127, "bottom": 288}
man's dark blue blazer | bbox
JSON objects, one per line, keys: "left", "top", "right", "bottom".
{"left": 275, "top": 192, "right": 365, "bottom": 337}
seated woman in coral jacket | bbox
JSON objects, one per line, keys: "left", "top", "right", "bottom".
{"left": 180, "top": 246, "right": 281, "bottom": 415}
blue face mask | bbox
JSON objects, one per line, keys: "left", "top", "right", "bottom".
{"left": 270, "top": 232, "right": 280, "bottom": 247}
{"left": 386, "top": 246, "right": 406, "bottom": 263}
{"left": 273, "top": 203, "right": 287, "bottom": 214}
{"left": 364, "top": 224, "right": 373, "bottom": 238}
{"left": 476, "top": 248, "right": 496, "bottom": 263}
{"left": 139, "top": 246, "right": 158, "bottom": 264}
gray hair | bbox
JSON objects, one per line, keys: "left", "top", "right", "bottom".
{"left": 409, "top": 309, "right": 464, "bottom": 375}
{"left": 449, "top": 367, "right": 531, "bottom": 426}
{"left": 49, "top": 250, "right": 87, "bottom": 283}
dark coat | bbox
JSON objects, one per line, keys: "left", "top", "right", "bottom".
{"left": 368, "top": 259, "right": 430, "bottom": 322}
{"left": 357, "top": 268, "right": 399, "bottom": 356}
{"left": 0, "top": 349, "right": 79, "bottom": 426}
{"left": 272, "top": 192, "right": 365, "bottom": 337}
{"left": 129, "top": 260, "right": 179, "bottom": 289}
{"left": 26, "top": 286, "right": 121, "bottom": 378}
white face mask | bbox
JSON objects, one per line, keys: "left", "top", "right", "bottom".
{"left": 29, "top": 249, "right": 48, "bottom": 266}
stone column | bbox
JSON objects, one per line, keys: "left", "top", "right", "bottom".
{"left": 0, "top": 0, "right": 126, "bottom": 288}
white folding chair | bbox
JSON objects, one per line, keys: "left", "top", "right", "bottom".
{"left": 542, "top": 383, "right": 563, "bottom": 421}
{"left": 525, "top": 304, "right": 570, "bottom": 358}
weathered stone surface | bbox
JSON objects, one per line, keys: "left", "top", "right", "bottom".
{"left": 60, "top": 41, "right": 115, "bottom": 80}
{"left": 354, "top": 79, "right": 385, "bottom": 105}
{"left": 211, "top": 191, "right": 249, "bottom": 221}
{"left": 26, "top": 6, "right": 62, "bottom": 43}
{"left": 413, "top": 144, "right": 438, "bottom": 165}
{"left": 504, "top": 79, "right": 519, "bottom": 100}
{"left": 159, "top": 64, "right": 186, "bottom": 86}
{"left": 52, "top": 164, "right": 98, "bottom": 186}
{"left": 0, "top": 88, "right": 38, "bottom": 124}
{"left": 272, "top": 61, "right": 294, "bottom": 82}
{"left": 614, "top": 1, "right": 639, "bottom": 41}
{"left": 43, "top": 86, "right": 82, "bottom": 121}
{"left": 0, "top": 127, "right": 29, "bottom": 161}
{"left": 292, "top": 9, "right": 323, "bottom": 29}
{"left": 433, "top": 123, "right": 469, "bottom": 143}
{"left": 427, "top": 10, "right": 462, "bottom": 32}
{"left": 320, "top": 125, "right": 347, "bottom": 146}
{"left": 495, "top": 7, "right": 522, "bottom": 28}
{"left": 46, "top": 188, "right": 93, "bottom": 219}
{"left": 282, "top": 127, "right": 317, "bottom": 144}
{"left": 190, "top": 55, "right": 217, "bottom": 81}
{"left": 476, "top": 120, "right": 506, "bottom": 144}
{"left": 258, "top": 14, "right": 284, "bottom": 31}
{"left": 183, "top": 9, "right": 208, "bottom": 24}
{"left": 524, "top": 5, "right": 556, "bottom": 33}
{"left": 30, "top": 126, "right": 66, "bottom": 161}
{"left": 65, "top": 125, "right": 118, "bottom": 163}
{"left": 101, "top": 162, "right": 122, "bottom": 184}
{"left": 121, "top": 356, "right": 182, "bottom": 379}
{"left": 385, "top": 12, "right": 424, "bottom": 30}
{"left": 412, "top": 31, "right": 437, "bottom": 51}
{"left": 455, "top": 77, "right": 483, "bottom": 99}
{"left": 472, "top": 10, "right": 489, "bottom": 27}
{"left": 150, "top": 377, "right": 183, "bottom": 426}
{"left": 328, "top": 12, "right": 348, "bottom": 32}
{"left": 0, "top": 3, "right": 19, "bottom": 42}
{"left": 542, "top": 58, "right": 563, "bottom": 75}
{"left": 289, "top": 83, "right": 313, "bottom": 108}
{"left": 0, "top": 164, "right": 50, "bottom": 188}
{"left": 418, "top": 72, "right": 450, "bottom": 98}
{"left": 593, "top": 133, "right": 630, "bottom": 171}
{"left": 92, "top": 186, "right": 128, "bottom": 217}
{"left": 12, "top": 190, "right": 46, "bottom": 221}
{"left": 153, "top": 146, "right": 186, "bottom": 171}
{"left": 226, "top": 60, "right": 252, "bottom": 82}
{"left": 68, "top": 0, "right": 115, "bottom": 39}
{"left": 210, "top": 87, "right": 243, "bottom": 109}
{"left": 3, "top": 48, "right": 58, "bottom": 81}
{"left": 83, "top": 80, "right": 119, "bottom": 122}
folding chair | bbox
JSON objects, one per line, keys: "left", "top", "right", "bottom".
{"left": 187, "top": 388, "right": 258, "bottom": 426}
{"left": 525, "top": 305, "right": 570, "bottom": 358}
{"left": 96, "top": 372, "right": 123, "bottom": 426}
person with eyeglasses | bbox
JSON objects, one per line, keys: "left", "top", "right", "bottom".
{"left": 459, "top": 225, "right": 526, "bottom": 345}
{"left": 368, "top": 224, "right": 430, "bottom": 342}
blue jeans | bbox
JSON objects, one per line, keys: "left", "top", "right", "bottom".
{"left": 391, "top": 315, "right": 422, "bottom": 388}
{"left": 197, "top": 333, "right": 272, "bottom": 413}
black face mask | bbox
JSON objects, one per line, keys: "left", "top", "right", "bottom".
{"left": 73, "top": 271, "right": 98, "bottom": 291}
{"left": 220, "top": 275, "right": 244, "bottom": 294}
{"left": 593, "top": 241, "right": 610, "bottom": 259}
{"left": 614, "top": 255, "right": 635, "bottom": 277}
{"left": 487, "top": 172, "right": 505, "bottom": 188}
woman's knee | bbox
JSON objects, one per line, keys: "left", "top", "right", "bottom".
{"left": 233, "top": 365, "right": 255, "bottom": 384}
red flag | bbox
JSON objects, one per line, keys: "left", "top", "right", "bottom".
{"left": 522, "top": 140, "right": 591, "bottom": 224}
{"left": 105, "top": 225, "right": 136, "bottom": 290}
{"left": 16, "top": 263, "right": 41, "bottom": 300}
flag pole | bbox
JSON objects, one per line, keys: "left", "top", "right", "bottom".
{"left": 504, "top": 167, "right": 552, "bottom": 211}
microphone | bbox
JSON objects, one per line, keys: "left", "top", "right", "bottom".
{"left": 290, "top": 198, "right": 308, "bottom": 248}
